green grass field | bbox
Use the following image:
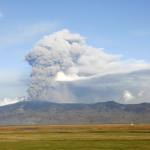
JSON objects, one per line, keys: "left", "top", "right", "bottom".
{"left": 0, "top": 124, "right": 149, "bottom": 150}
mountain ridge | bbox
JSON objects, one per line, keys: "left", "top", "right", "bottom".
{"left": 0, "top": 100, "right": 150, "bottom": 125}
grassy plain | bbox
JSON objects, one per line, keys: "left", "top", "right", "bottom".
{"left": 0, "top": 124, "right": 149, "bottom": 150}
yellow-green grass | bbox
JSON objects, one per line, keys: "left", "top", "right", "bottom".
{"left": 0, "top": 124, "right": 149, "bottom": 150}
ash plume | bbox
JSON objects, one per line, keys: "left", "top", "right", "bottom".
{"left": 26, "top": 29, "right": 150, "bottom": 103}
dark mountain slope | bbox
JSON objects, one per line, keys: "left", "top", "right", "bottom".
{"left": 0, "top": 100, "right": 150, "bottom": 125}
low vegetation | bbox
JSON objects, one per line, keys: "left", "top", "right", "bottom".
{"left": 0, "top": 124, "right": 149, "bottom": 150}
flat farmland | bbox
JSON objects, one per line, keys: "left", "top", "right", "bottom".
{"left": 0, "top": 124, "right": 149, "bottom": 150}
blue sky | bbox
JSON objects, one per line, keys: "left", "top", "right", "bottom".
{"left": 0, "top": 0, "right": 150, "bottom": 99}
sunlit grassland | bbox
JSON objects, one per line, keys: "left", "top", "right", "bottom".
{"left": 0, "top": 124, "right": 149, "bottom": 150}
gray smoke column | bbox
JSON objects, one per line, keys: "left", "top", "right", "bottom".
{"left": 26, "top": 29, "right": 150, "bottom": 103}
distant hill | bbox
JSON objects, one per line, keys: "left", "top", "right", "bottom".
{"left": 0, "top": 100, "right": 150, "bottom": 125}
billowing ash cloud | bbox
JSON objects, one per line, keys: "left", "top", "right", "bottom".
{"left": 26, "top": 29, "right": 150, "bottom": 102}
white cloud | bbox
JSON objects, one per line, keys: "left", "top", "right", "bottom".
{"left": 55, "top": 71, "right": 79, "bottom": 81}
{"left": 123, "top": 90, "right": 135, "bottom": 102}
{"left": 55, "top": 71, "right": 96, "bottom": 81}
{"left": 0, "top": 97, "right": 25, "bottom": 106}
